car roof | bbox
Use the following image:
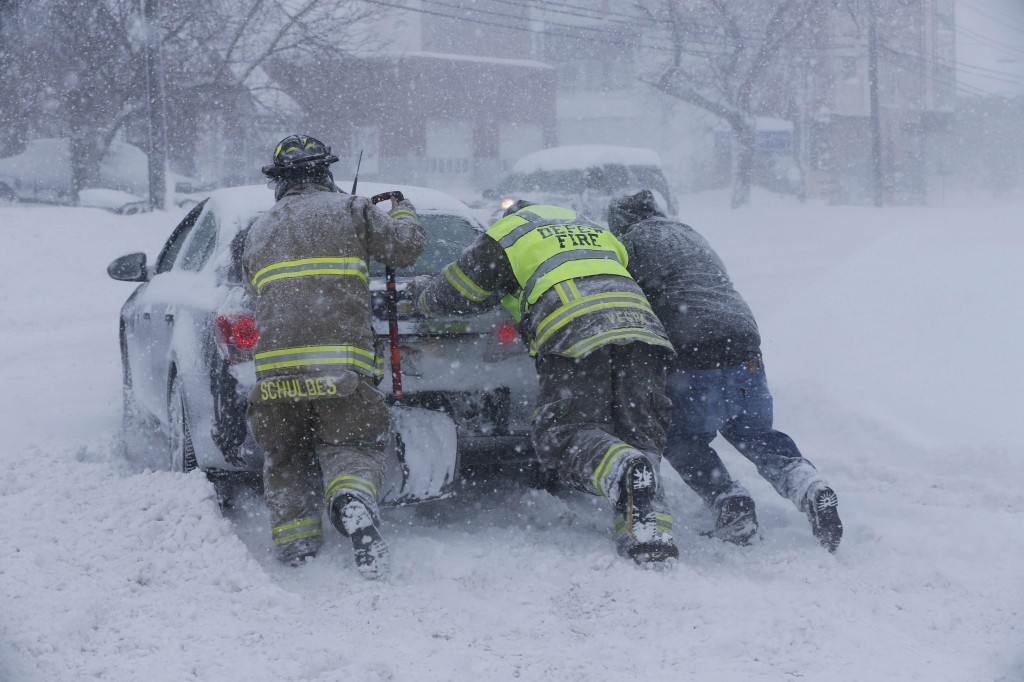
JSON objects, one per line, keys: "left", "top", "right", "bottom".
{"left": 511, "top": 145, "right": 664, "bottom": 174}
{"left": 202, "top": 182, "right": 483, "bottom": 232}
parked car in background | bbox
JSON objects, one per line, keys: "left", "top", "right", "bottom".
{"left": 78, "top": 189, "right": 151, "bottom": 215}
{"left": 0, "top": 138, "right": 204, "bottom": 212}
{"left": 484, "top": 144, "right": 676, "bottom": 224}
{"left": 108, "top": 183, "right": 539, "bottom": 504}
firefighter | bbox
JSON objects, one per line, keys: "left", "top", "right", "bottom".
{"left": 243, "top": 134, "right": 425, "bottom": 577}
{"left": 606, "top": 190, "right": 843, "bottom": 552}
{"left": 410, "top": 200, "right": 679, "bottom": 565}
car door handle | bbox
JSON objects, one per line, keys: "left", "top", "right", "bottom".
{"left": 164, "top": 313, "right": 174, "bottom": 323}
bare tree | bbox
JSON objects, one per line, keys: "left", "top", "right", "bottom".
{"left": 5, "top": 2, "right": 144, "bottom": 198}
{"left": 163, "top": 0, "right": 374, "bottom": 184}
{"left": 640, "top": 0, "right": 822, "bottom": 207}
{"left": 0, "top": 0, "right": 30, "bottom": 154}
{"left": 4, "top": 0, "right": 373, "bottom": 201}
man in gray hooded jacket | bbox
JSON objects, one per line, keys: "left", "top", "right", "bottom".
{"left": 606, "top": 190, "right": 842, "bottom": 552}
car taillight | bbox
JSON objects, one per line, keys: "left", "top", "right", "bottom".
{"left": 483, "top": 318, "right": 526, "bottom": 363}
{"left": 494, "top": 319, "right": 519, "bottom": 346}
{"left": 215, "top": 313, "right": 259, "bottom": 363}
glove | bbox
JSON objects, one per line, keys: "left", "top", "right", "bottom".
{"left": 404, "top": 274, "right": 434, "bottom": 303}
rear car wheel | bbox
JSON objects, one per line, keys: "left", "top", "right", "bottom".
{"left": 168, "top": 373, "right": 199, "bottom": 473}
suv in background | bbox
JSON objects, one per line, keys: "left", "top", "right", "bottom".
{"left": 485, "top": 144, "right": 676, "bottom": 224}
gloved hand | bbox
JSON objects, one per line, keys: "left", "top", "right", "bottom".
{"left": 404, "top": 274, "right": 434, "bottom": 303}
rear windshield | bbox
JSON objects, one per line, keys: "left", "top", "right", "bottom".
{"left": 370, "top": 213, "right": 478, "bottom": 276}
{"left": 228, "top": 213, "right": 478, "bottom": 283}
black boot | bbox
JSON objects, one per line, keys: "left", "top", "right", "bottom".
{"left": 331, "top": 495, "right": 390, "bottom": 579}
{"left": 705, "top": 492, "right": 759, "bottom": 546}
{"left": 805, "top": 485, "right": 843, "bottom": 553}
{"left": 614, "top": 458, "right": 679, "bottom": 565}
{"left": 276, "top": 537, "right": 320, "bottom": 567}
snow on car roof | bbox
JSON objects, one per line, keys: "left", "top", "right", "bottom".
{"left": 354, "top": 181, "right": 480, "bottom": 221}
{"left": 512, "top": 145, "right": 664, "bottom": 174}
{"left": 204, "top": 182, "right": 482, "bottom": 232}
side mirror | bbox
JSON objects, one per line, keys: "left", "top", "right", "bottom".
{"left": 107, "top": 252, "right": 149, "bottom": 282}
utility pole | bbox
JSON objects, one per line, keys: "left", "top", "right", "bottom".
{"left": 142, "top": 0, "right": 167, "bottom": 210}
{"left": 867, "top": 0, "right": 884, "bottom": 206}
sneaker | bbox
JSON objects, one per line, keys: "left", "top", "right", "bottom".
{"left": 704, "top": 493, "right": 759, "bottom": 546}
{"left": 332, "top": 495, "right": 390, "bottom": 579}
{"left": 613, "top": 458, "right": 679, "bottom": 565}
{"left": 805, "top": 485, "right": 843, "bottom": 553}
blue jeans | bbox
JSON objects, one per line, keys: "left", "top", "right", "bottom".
{"left": 663, "top": 361, "right": 815, "bottom": 507}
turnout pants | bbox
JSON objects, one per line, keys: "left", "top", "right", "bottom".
{"left": 247, "top": 378, "right": 390, "bottom": 561}
{"left": 532, "top": 342, "right": 673, "bottom": 500}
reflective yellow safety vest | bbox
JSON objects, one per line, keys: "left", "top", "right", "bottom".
{"left": 485, "top": 205, "right": 633, "bottom": 319}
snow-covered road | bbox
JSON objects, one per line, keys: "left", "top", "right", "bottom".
{"left": 1, "top": 197, "right": 1021, "bottom": 682}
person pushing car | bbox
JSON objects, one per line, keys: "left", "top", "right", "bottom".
{"left": 409, "top": 200, "right": 679, "bottom": 565}
{"left": 242, "top": 134, "right": 425, "bottom": 578}
{"left": 605, "top": 190, "right": 843, "bottom": 552}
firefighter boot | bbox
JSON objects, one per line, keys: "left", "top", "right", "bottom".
{"left": 331, "top": 494, "right": 390, "bottom": 579}
{"left": 613, "top": 457, "right": 679, "bottom": 565}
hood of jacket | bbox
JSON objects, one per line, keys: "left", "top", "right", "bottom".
{"left": 273, "top": 170, "right": 338, "bottom": 201}
{"left": 606, "top": 189, "right": 665, "bottom": 237}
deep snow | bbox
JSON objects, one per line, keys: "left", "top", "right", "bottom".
{"left": 0, "top": 195, "right": 1022, "bottom": 682}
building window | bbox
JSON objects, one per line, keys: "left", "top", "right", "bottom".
{"left": 427, "top": 158, "right": 471, "bottom": 174}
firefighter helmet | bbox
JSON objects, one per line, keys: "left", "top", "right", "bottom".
{"left": 261, "top": 135, "right": 339, "bottom": 178}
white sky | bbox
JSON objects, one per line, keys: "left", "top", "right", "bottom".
{"left": 956, "top": 0, "right": 1024, "bottom": 94}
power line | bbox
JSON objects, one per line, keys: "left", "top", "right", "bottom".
{"left": 881, "top": 43, "right": 1020, "bottom": 92}
{"left": 956, "top": 25, "right": 1024, "bottom": 61}
{"left": 361, "top": 0, "right": 990, "bottom": 98}
{"left": 359, "top": 0, "right": 668, "bottom": 53}
{"left": 960, "top": 0, "right": 1024, "bottom": 35}
{"left": 521, "top": 0, "right": 646, "bottom": 24}
{"left": 527, "top": 0, "right": 648, "bottom": 23}
{"left": 416, "top": 0, "right": 679, "bottom": 51}
{"left": 366, "top": 0, "right": 836, "bottom": 57}
{"left": 419, "top": 0, "right": 644, "bottom": 39}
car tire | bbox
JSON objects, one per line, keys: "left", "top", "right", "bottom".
{"left": 168, "top": 372, "right": 199, "bottom": 473}
{"left": 0, "top": 183, "right": 16, "bottom": 204}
